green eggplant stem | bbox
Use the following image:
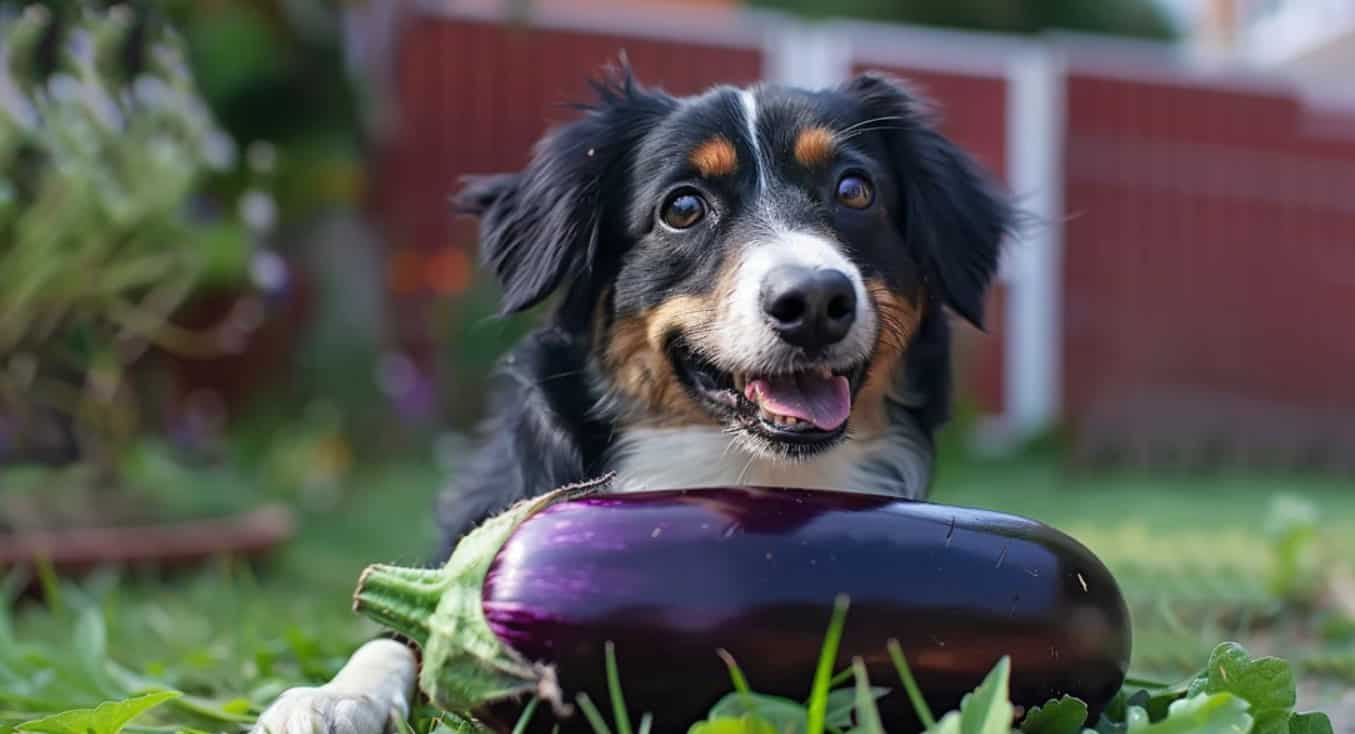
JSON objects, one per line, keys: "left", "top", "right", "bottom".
{"left": 352, "top": 474, "right": 614, "bottom": 719}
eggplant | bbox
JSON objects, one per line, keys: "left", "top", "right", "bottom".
{"left": 353, "top": 482, "right": 1130, "bottom": 733}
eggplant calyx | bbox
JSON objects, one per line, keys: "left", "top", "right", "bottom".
{"left": 353, "top": 474, "right": 614, "bottom": 718}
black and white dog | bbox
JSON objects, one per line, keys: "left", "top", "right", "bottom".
{"left": 253, "top": 66, "right": 1011, "bottom": 734}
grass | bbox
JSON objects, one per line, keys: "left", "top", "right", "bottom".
{"left": 4, "top": 452, "right": 1355, "bottom": 733}
{"left": 930, "top": 455, "right": 1355, "bottom": 715}
{"left": 2, "top": 463, "right": 441, "bottom": 734}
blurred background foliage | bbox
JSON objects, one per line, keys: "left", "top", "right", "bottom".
{"left": 747, "top": 0, "right": 1179, "bottom": 40}
{"left": 0, "top": 3, "right": 262, "bottom": 522}
{"left": 0, "top": 0, "right": 385, "bottom": 527}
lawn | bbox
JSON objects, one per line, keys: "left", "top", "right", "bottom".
{"left": 4, "top": 454, "right": 1353, "bottom": 733}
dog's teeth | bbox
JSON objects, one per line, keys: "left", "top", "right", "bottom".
{"left": 763, "top": 412, "right": 802, "bottom": 428}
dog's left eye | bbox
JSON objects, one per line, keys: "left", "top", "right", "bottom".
{"left": 835, "top": 174, "right": 874, "bottom": 209}
{"left": 660, "top": 191, "right": 707, "bottom": 230}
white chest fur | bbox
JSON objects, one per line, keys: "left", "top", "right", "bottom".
{"left": 604, "top": 425, "right": 919, "bottom": 495}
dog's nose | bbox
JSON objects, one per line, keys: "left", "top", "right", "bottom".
{"left": 761, "top": 265, "right": 857, "bottom": 351}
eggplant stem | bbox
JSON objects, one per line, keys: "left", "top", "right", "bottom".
{"left": 351, "top": 564, "right": 449, "bottom": 647}
{"left": 354, "top": 479, "right": 606, "bottom": 717}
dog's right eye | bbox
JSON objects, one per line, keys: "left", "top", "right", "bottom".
{"left": 660, "top": 192, "right": 706, "bottom": 230}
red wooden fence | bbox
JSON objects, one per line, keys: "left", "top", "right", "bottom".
{"left": 371, "top": 12, "right": 762, "bottom": 358}
{"left": 1061, "top": 71, "right": 1355, "bottom": 467}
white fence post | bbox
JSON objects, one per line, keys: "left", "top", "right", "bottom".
{"left": 762, "top": 18, "right": 853, "bottom": 88}
{"left": 991, "top": 46, "right": 1066, "bottom": 448}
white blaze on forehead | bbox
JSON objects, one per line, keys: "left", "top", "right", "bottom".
{"left": 738, "top": 89, "right": 766, "bottom": 191}
{"left": 717, "top": 230, "right": 876, "bottom": 372}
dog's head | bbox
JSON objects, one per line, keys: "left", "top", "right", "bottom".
{"left": 455, "top": 66, "right": 1011, "bottom": 461}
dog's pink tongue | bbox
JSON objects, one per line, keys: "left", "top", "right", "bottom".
{"left": 747, "top": 373, "right": 852, "bottom": 431}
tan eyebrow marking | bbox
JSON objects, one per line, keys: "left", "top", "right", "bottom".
{"left": 794, "top": 126, "right": 837, "bottom": 168}
{"left": 689, "top": 135, "right": 738, "bottom": 177}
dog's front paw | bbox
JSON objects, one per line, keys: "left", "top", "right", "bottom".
{"left": 251, "top": 639, "right": 418, "bottom": 734}
{"left": 252, "top": 686, "right": 400, "bottom": 734}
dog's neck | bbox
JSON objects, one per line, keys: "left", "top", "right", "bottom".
{"left": 603, "top": 424, "right": 931, "bottom": 498}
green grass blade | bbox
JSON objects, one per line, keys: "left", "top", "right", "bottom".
{"left": 716, "top": 650, "right": 753, "bottom": 696}
{"left": 636, "top": 713, "right": 652, "bottom": 734}
{"left": 604, "top": 642, "right": 633, "bottom": 734}
{"left": 717, "top": 647, "right": 762, "bottom": 727}
{"left": 1123, "top": 676, "right": 1173, "bottom": 689}
{"left": 34, "top": 557, "right": 60, "bottom": 613}
{"left": 852, "top": 658, "right": 886, "bottom": 734}
{"left": 887, "top": 639, "right": 935, "bottom": 730}
{"left": 394, "top": 709, "right": 419, "bottom": 734}
{"left": 806, "top": 594, "right": 850, "bottom": 734}
{"left": 510, "top": 697, "right": 540, "bottom": 734}
{"left": 575, "top": 693, "right": 613, "bottom": 734}
{"left": 828, "top": 668, "right": 854, "bottom": 690}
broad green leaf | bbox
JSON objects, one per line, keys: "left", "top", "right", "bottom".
{"left": 1094, "top": 714, "right": 1128, "bottom": 734}
{"left": 1022, "top": 696, "right": 1090, "bottom": 734}
{"left": 434, "top": 712, "right": 495, "bottom": 734}
{"left": 1141, "top": 679, "right": 1199, "bottom": 722}
{"left": 16, "top": 690, "right": 181, "bottom": 734}
{"left": 1125, "top": 706, "right": 1151, "bottom": 732}
{"left": 687, "top": 716, "right": 779, "bottom": 734}
{"left": 955, "top": 657, "right": 1013, "bottom": 734}
{"left": 1288, "top": 712, "right": 1333, "bottom": 734}
{"left": 825, "top": 686, "right": 889, "bottom": 729}
{"left": 1127, "top": 693, "right": 1253, "bottom": 734}
{"left": 928, "top": 711, "right": 963, "bottom": 734}
{"left": 1252, "top": 711, "right": 1291, "bottom": 734}
{"left": 707, "top": 691, "right": 806, "bottom": 732}
{"left": 1094, "top": 690, "right": 1132, "bottom": 734}
{"left": 1189, "top": 643, "right": 1296, "bottom": 715}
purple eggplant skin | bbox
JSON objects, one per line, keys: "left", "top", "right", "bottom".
{"left": 476, "top": 487, "right": 1131, "bottom": 734}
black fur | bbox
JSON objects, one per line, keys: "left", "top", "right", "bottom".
{"left": 440, "top": 65, "right": 1012, "bottom": 550}
{"left": 840, "top": 72, "right": 1012, "bottom": 329}
{"left": 452, "top": 71, "right": 677, "bottom": 329}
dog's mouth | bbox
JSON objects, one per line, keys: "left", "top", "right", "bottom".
{"left": 668, "top": 340, "right": 865, "bottom": 453}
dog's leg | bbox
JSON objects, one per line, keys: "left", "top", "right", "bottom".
{"left": 251, "top": 639, "right": 417, "bottom": 734}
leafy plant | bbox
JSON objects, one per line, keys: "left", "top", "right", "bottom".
{"left": 15, "top": 691, "right": 181, "bottom": 734}
{"left": 745, "top": 0, "right": 1179, "bottom": 41}
{"left": 462, "top": 600, "right": 1337, "bottom": 734}
{"left": 1262, "top": 495, "right": 1323, "bottom": 606}
{"left": 0, "top": 4, "right": 258, "bottom": 476}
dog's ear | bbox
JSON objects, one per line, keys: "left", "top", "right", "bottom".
{"left": 453, "top": 64, "right": 675, "bottom": 318}
{"left": 841, "top": 72, "right": 1012, "bottom": 329}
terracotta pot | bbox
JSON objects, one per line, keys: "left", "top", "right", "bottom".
{"left": 0, "top": 504, "right": 295, "bottom": 586}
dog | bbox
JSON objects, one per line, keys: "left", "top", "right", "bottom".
{"left": 252, "top": 64, "right": 1012, "bottom": 734}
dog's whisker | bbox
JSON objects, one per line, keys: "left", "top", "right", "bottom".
{"left": 735, "top": 452, "right": 758, "bottom": 485}
{"left": 720, "top": 433, "right": 740, "bottom": 460}
{"left": 836, "top": 114, "right": 909, "bottom": 136}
